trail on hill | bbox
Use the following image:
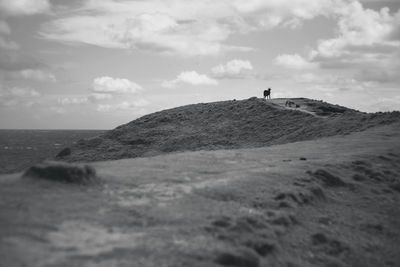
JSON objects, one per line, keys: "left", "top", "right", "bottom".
{"left": 271, "top": 98, "right": 327, "bottom": 118}
{"left": 56, "top": 97, "right": 400, "bottom": 162}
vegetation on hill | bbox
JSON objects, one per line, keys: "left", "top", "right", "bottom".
{"left": 56, "top": 97, "right": 400, "bottom": 162}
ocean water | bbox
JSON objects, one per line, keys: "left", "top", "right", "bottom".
{"left": 0, "top": 129, "right": 105, "bottom": 174}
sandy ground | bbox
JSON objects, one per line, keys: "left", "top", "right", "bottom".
{"left": 1, "top": 122, "right": 400, "bottom": 267}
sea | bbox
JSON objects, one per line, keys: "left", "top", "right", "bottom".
{"left": 0, "top": 129, "right": 105, "bottom": 174}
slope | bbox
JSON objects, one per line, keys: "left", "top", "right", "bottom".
{"left": 1, "top": 122, "right": 400, "bottom": 267}
{"left": 56, "top": 97, "right": 400, "bottom": 162}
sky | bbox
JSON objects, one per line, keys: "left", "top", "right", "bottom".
{"left": 0, "top": 0, "right": 399, "bottom": 129}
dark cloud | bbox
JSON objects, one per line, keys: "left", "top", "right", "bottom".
{"left": 0, "top": 52, "right": 47, "bottom": 71}
{"left": 0, "top": 0, "right": 51, "bottom": 16}
{"left": 312, "top": 47, "right": 399, "bottom": 70}
{"left": 360, "top": 1, "right": 400, "bottom": 12}
{"left": 345, "top": 43, "right": 400, "bottom": 54}
{"left": 388, "top": 25, "right": 400, "bottom": 41}
{"left": 355, "top": 67, "right": 400, "bottom": 83}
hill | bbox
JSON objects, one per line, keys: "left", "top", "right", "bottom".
{"left": 2, "top": 122, "right": 400, "bottom": 267}
{"left": 56, "top": 97, "right": 400, "bottom": 162}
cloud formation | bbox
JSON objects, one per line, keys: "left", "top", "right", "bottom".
{"left": 0, "top": 52, "right": 46, "bottom": 71}
{"left": 18, "top": 69, "right": 56, "bottom": 82}
{"left": 89, "top": 93, "right": 113, "bottom": 101}
{"left": 2, "top": 0, "right": 399, "bottom": 128}
{"left": 268, "top": 1, "right": 400, "bottom": 97}
{"left": 54, "top": 76, "right": 147, "bottom": 114}
{"left": 275, "top": 2, "right": 400, "bottom": 83}
{"left": 58, "top": 96, "right": 88, "bottom": 106}
{"left": 39, "top": 0, "right": 353, "bottom": 56}
{"left": 368, "top": 95, "right": 400, "bottom": 112}
{"left": 311, "top": 3, "right": 400, "bottom": 62}
{"left": 0, "top": 86, "right": 40, "bottom": 97}
{"left": 0, "top": 85, "right": 41, "bottom": 107}
{"left": 0, "top": 20, "right": 18, "bottom": 49}
{"left": 40, "top": 7, "right": 241, "bottom": 56}
{"left": 211, "top": 59, "right": 254, "bottom": 79}
{"left": 96, "top": 99, "right": 149, "bottom": 112}
{"left": 275, "top": 54, "right": 318, "bottom": 69}
{"left": 92, "top": 76, "right": 143, "bottom": 94}
{"left": 162, "top": 71, "right": 218, "bottom": 88}
{"left": 0, "top": 0, "right": 51, "bottom": 16}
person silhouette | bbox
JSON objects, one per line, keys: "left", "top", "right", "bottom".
{"left": 263, "top": 88, "right": 271, "bottom": 99}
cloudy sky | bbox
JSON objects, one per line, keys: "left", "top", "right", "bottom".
{"left": 0, "top": 0, "right": 399, "bottom": 129}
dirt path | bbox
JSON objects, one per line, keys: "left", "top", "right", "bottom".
{"left": 269, "top": 99, "right": 326, "bottom": 118}
{"left": 1, "top": 123, "right": 400, "bottom": 267}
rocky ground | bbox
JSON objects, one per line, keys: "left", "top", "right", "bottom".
{"left": 1, "top": 121, "right": 399, "bottom": 267}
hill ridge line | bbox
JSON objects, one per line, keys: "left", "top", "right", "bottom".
{"left": 55, "top": 97, "right": 400, "bottom": 163}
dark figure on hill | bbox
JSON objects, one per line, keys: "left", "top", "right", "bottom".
{"left": 285, "top": 100, "right": 301, "bottom": 108}
{"left": 263, "top": 88, "right": 271, "bottom": 99}
{"left": 285, "top": 100, "right": 295, "bottom": 107}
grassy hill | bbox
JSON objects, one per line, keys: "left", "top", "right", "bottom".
{"left": 2, "top": 121, "right": 400, "bottom": 267}
{"left": 56, "top": 97, "right": 400, "bottom": 162}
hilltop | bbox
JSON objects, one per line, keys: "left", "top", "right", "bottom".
{"left": 56, "top": 97, "right": 400, "bottom": 162}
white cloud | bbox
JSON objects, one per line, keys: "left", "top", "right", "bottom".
{"left": 162, "top": 71, "right": 218, "bottom": 88}
{"left": 89, "top": 93, "right": 113, "bottom": 101}
{"left": 368, "top": 96, "right": 400, "bottom": 112}
{"left": 54, "top": 79, "right": 147, "bottom": 112}
{"left": 58, "top": 97, "right": 89, "bottom": 105}
{"left": 294, "top": 73, "right": 370, "bottom": 91}
{"left": 211, "top": 59, "right": 254, "bottom": 79}
{"left": 270, "top": 2, "right": 400, "bottom": 85}
{"left": 96, "top": 104, "right": 112, "bottom": 112}
{"left": 116, "top": 101, "right": 136, "bottom": 110}
{"left": 0, "top": 85, "right": 41, "bottom": 107}
{"left": 275, "top": 54, "right": 318, "bottom": 69}
{"left": 92, "top": 76, "right": 143, "bottom": 94}
{"left": 132, "top": 98, "right": 150, "bottom": 107}
{"left": 0, "top": 0, "right": 51, "bottom": 16}
{"left": 39, "top": 0, "right": 349, "bottom": 56}
{"left": 18, "top": 69, "right": 56, "bottom": 82}
{"left": 0, "top": 86, "right": 40, "bottom": 98}
{"left": 96, "top": 99, "right": 149, "bottom": 112}
{"left": 231, "top": 0, "right": 337, "bottom": 17}
{"left": 307, "top": 3, "right": 400, "bottom": 75}
{"left": 40, "top": 9, "right": 239, "bottom": 56}
{"left": 281, "top": 18, "right": 303, "bottom": 29}
{"left": 315, "top": 3, "right": 399, "bottom": 58}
